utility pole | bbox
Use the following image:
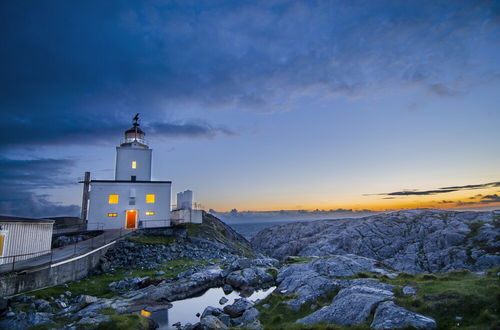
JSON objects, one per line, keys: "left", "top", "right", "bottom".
{"left": 80, "top": 171, "right": 91, "bottom": 223}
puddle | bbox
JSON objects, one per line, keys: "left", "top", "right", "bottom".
{"left": 151, "top": 286, "right": 275, "bottom": 329}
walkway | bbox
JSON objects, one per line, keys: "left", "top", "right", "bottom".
{"left": 0, "top": 228, "right": 135, "bottom": 274}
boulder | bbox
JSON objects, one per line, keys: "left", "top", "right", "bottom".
{"left": 219, "top": 297, "right": 228, "bottom": 305}
{"left": 201, "top": 306, "right": 222, "bottom": 319}
{"left": 233, "top": 307, "right": 259, "bottom": 325}
{"left": 297, "top": 285, "right": 394, "bottom": 325}
{"left": 402, "top": 286, "right": 417, "bottom": 296}
{"left": 200, "top": 315, "right": 228, "bottom": 329}
{"left": 371, "top": 301, "right": 437, "bottom": 329}
{"left": 223, "top": 298, "right": 253, "bottom": 318}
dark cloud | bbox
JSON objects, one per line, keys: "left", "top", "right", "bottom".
{"left": 373, "top": 182, "right": 500, "bottom": 198}
{"left": 438, "top": 200, "right": 454, "bottom": 204}
{"left": 0, "top": 158, "right": 80, "bottom": 217}
{"left": 480, "top": 194, "right": 500, "bottom": 203}
{"left": 0, "top": 0, "right": 498, "bottom": 150}
{"left": 427, "top": 83, "right": 462, "bottom": 97}
{"left": 0, "top": 117, "right": 235, "bottom": 150}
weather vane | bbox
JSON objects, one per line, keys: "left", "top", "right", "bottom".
{"left": 133, "top": 113, "right": 140, "bottom": 126}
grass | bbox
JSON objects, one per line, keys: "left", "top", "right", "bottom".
{"left": 32, "top": 259, "right": 206, "bottom": 299}
{"left": 282, "top": 256, "right": 316, "bottom": 264}
{"left": 96, "top": 314, "right": 152, "bottom": 330}
{"left": 127, "top": 235, "right": 177, "bottom": 245}
{"left": 389, "top": 268, "right": 500, "bottom": 330}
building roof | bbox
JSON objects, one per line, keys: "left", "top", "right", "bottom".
{"left": 86, "top": 180, "right": 172, "bottom": 184}
{"left": 0, "top": 215, "right": 55, "bottom": 224}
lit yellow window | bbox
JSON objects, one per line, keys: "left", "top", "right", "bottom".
{"left": 132, "top": 161, "right": 137, "bottom": 169}
{"left": 108, "top": 194, "right": 119, "bottom": 204}
{"left": 146, "top": 211, "right": 155, "bottom": 215}
{"left": 107, "top": 213, "right": 118, "bottom": 217}
{"left": 0, "top": 235, "right": 4, "bottom": 256}
{"left": 146, "top": 194, "right": 155, "bottom": 203}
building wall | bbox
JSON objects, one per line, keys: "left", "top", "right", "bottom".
{"left": 115, "top": 146, "right": 152, "bottom": 181}
{"left": 87, "top": 182, "right": 171, "bottom": 230}
{"left": 176, "top": 190, "right": 193, "bottom": 210}
{"left": 0, "top": 222, "right": 53, "bottom": 265}
{"left": 0, "top": 238, "right": 115, "bottom": 296}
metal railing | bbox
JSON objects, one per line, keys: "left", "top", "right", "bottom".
{"left": 120, "top": 137, "right": 148, "bottom": 146}
{"left": 0, "top": 227, "right": 132, "bottom": 274}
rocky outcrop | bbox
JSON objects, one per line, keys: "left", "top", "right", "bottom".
{"left": 251, "top": 209, "right": 500, "bottom": 273}
{"left": 276, "top": 255, "right": 396, "bottom": 310}
{"left": 371, "top": 301, "right": 437, "bottom": 329}
{"left": 103, "top": 212, "right": 254, "bottom": 271}
{"left": 297, "top": 284, "right": 394, "bottom": 325}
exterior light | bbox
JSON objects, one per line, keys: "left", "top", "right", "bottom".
{"left": 132, "top": 161, "right": 137, "bottom": 169}
{"left": 146, "top": 211, "right": 155, "bottom": 215}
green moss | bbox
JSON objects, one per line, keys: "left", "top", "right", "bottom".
{"left": 32, "top": 259, "right": 205, "bottom": 299}
{"left": 28, "top": 317, "right": 72, "bottom": 330}
{"left": 96, "top": 313, "right": 152, "bottom": 330}
{"left": 100, "top": 307, "right": 117, "bottom": 315}
{"left": 266, "top": 268, "right": 278, "bottom": 280}
{"left": 283, "top": 256, "right": 315, "bottom": 264}
{"left": 128, "top": 235, "right": 177, "bottom": 245}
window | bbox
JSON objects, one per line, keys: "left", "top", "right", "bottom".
{"left": 107, "top": 213, "right": 118, "bottom": 217}
{"left": 146, "top": 194, "right": 155, "bottom": 203}
{"left": 146, "top": 211, "right": 155, "bottom": 215}
{"left": 108, "top": 194, "right": 119, "bottom": 204}
{"left": 129, "top": 197, "right": 136, "bottom": 205}
{"left": 132, "top": 161, "right": 137, "bottom": 169}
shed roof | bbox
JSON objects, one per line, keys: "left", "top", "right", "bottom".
{"left": 0, "top": 215, "right": 55, "bottom": 224}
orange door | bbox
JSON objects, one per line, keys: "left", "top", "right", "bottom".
{"left": 126, "top": 210, "right": 137, "bottom": 229}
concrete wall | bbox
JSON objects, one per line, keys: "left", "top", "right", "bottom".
{"left": 0, "top": 241, "right": 114, "bottom": 297}
{"left": 115, "top": 145, "right": 152, "bottom": 181}
{"left": 0, "top": 222, "right": 53, "bottom": 265}
{"left": 87, "top": 181, "right": 171, "bottom": 230}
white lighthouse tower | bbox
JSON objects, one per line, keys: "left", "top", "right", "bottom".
{"left": 115, "top": 115, "right": 152, "bottom": 181}
{"left": 84, "top": 115, "right": 172, "bottom": 230}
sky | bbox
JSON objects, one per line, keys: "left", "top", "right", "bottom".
{"left": 0, "top": 0, "right": 499, "bottom": 217}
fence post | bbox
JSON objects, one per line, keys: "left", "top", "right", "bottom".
{"left": 91, "top": 236, "right": 94, "bottom": 249}
{"left": 11, "top": 256, "right": 15, "bottom": 272}
{"left": 50, "top": 250, "right": 53, "bottom": 264}
{"left": 74, "top": 241, "right": 77, "bottom": 256}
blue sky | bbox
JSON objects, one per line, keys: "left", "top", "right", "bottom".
{"left": 1, "top": 0, "right": 499, "bottom": 216}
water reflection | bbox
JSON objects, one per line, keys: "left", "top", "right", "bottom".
{"left": 151, "top": 286, "right": 275, "bottom": 329}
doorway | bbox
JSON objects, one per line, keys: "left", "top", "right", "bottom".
{"left": 126, "top": 210, "right": 137, "bottom": 229}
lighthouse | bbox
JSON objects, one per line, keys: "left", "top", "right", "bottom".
{"left": 115, "top": 115, "right": 152, "bottom": 181}
{"left": 83, "top": 115, "right": 172, "bottom": 230}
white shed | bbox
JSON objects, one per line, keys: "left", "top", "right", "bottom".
{"left": 0, "top": 216, "right": 54, "bottom": 265}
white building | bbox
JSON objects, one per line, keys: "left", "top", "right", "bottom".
{"left": 0, "top": 216, "right": 54, "bottom": 265}
{"left": 171, "top": 190, "right": 203, "bottom": 225}
{"left": 83, "top": 116, "right": 172, "bottom": 230}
